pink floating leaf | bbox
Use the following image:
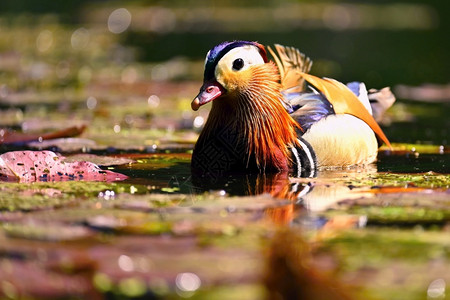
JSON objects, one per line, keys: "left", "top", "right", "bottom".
{"left": 0, "top": 151, "right": 128, "bottom": 182}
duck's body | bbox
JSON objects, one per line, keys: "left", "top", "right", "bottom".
{"left": 191, "top": 41, "right": 394, "bottom": 177}
{"left": 302, "top": 114, "right": 378, "bottom": 166}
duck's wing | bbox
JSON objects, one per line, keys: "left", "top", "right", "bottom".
{"left": 283, "top": 89, "right": 334, "bottom": 133}
{"left": 269, "top": 44, "right": 393, "bottom": 148}
{"left": 268, "top": 44, "right": 331, "bottom": 132}
{"left": 268, "top": 43, "right": 340, "bottom": 132}
{"left": 299, "top": 73, "right": 392, "bottom": 148}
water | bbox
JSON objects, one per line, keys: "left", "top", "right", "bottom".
{"left": 113, "top": 151, "right": 450, "bottom": 197}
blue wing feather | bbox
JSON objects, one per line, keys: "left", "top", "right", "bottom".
{"left": 283, "top": 88, "right": 334, "bottom": 133}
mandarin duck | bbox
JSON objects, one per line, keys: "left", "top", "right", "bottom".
{"left": 191, "top": 41, "right": 394, "bottom": 178}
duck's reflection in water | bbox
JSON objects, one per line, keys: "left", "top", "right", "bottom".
{"left": 192, "top": 164, "right": 378, "bottom": 225}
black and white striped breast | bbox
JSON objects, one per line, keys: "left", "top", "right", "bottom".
{"left": 290, "top": 137, "right": 317, "bottom": 178}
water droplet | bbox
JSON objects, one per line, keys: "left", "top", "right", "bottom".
{"left": 98, "top": 190, "right": 115, "bottom": 200}
{"left": 130, "top": 186, "right": 138, "bottom": 194}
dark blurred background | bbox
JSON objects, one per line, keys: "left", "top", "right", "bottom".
{"left": 0, "top": 0, "right": 449, "bottom": 144}
{"left": 2, "top": 0, "right": 449, "bottom": 86}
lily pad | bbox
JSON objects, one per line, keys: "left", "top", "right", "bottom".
{"left": 27, "top": 137, "right": 97, "bottom": 152}
{"left": 63, "top": 153, "right": 135, "bottom": 166}
{"left": 0, "top": 188, "right": 75, "bottom": 211}
{"left": 3, "top": 221, "right": 94, "bottom": 241}
{"left": 328, "top": 191, "right": 450, "bottom": 226}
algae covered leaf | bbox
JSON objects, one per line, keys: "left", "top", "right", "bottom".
{"left": 0, "top": 150, "right": 128, "bottom": 182}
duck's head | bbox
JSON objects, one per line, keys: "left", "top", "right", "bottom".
{"left": 191, "top": 41, "right": 269, "bottom": 111}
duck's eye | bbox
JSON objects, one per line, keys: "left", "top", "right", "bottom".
{"left": 232, "top": 58, "right": 244, "bottom": 71}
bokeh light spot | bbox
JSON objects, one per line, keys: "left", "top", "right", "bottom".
{"left": 118, "top": 254, "right": 134, "bottom": 272}
{"left": 118, "top": 277, "right": 147, "bottom": 298}
{"left": 71, "top": 27, "right": 90, "bottom": 50}
{"left": 193, "top": 116, "right": 204, "bottom": 128}
{"left": 93, "top": 273, "right": 113, "bottom": 292}
{"left": 86, "top": 96, "right": 97, "bottom": 110}
{"left": 427, "top": 278, "right": 446, "bottom": 299}
{"left": 108, "top": 8, "right": 132, "bottom": 34}
{"left": 148, "top": 95, "right": 160, "bottom": 108}
{"left": 36, "top": 30, "right": 53, "bottom": 52}
{"left": 175, "top": 272, "right": 201, "bottom": 292}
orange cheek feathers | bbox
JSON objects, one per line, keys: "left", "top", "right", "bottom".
{"left": 217, "top": 69, "right": 252, "bottom": 94}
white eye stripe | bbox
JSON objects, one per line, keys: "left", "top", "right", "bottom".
{"left": 216, "top": 45, "right": 265, "bottom": 74}
{"left": 214, "top": 45, "right": 265, "bottom": 88}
